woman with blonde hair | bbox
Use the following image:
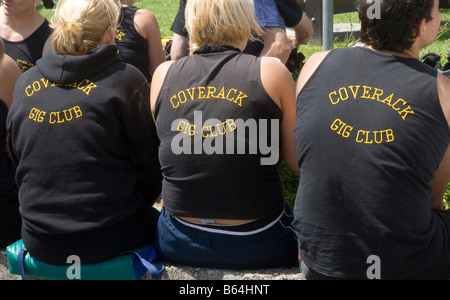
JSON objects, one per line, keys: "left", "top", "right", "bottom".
{"left": 0, "top": 37, "right": 22, "bottom": 248}
{"left": 151, "top": 0, "right": 299, "bottom": 269}
{"left": 7, "top": 0, "right": 162, "bottom": 264}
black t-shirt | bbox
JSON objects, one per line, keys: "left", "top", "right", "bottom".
{"left": 171, "top": 0, "right": 188, "bottom": 37}
{"left": 294, "top": 47, "right": 450, "bottom": 279}
{"left": 275, "top": 0, "right": 304, "bottom": 27}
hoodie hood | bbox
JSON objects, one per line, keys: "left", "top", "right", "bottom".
{"left": 36, "top": 44, "right": 121, "bottom": 84}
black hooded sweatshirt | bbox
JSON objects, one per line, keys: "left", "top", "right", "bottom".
{"left": 6, "top": 44, "right": 162, "bottom": 263}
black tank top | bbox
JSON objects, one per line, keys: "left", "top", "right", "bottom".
{"left": 116, "top": 6, "right": 150, "bottom": 81}
{"left": 155, "top": 47, "right": 284, "bottom": 219}
{"left": 294, "top": 47, "right": 450, "bottom": 278}
{"left": 3, "top": 19, "right": 51, "bottom": 72}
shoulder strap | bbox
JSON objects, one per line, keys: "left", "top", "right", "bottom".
{"left": 122, "top": 249, "right": 165, "bottom": 280}
{"left": 17, "top": 247, "right": 28, "bottom": 280}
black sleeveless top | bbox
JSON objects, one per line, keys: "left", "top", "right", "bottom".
{"left": 116, "top": 6, "right": 150, "bottom": 81}
{"left": 294, "top": 47, "right": 450, "bottom": 279}
{"left": 155, "top": 47, "right": 284, "bottom": 219}
{"left": 3, "top": 19, "right": 51, "bottom": 73}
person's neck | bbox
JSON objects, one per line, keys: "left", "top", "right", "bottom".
{"left": 1, "top": 7, "right": 43, "bottom": 32}
{"left": 367, "top": 44, "right": 419, "bottom": 59}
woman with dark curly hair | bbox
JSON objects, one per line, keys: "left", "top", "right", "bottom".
{"left": 294, "top": 0, "right": 450, "bottom": 279}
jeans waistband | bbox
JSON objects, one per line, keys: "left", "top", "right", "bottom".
{"left": 173, "top": 208, "right": 287, "bottom": 236}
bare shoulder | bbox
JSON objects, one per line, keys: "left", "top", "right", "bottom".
{"left": 150, "top": 60, "right": 176, "bottom": 111}
{"left": 296, "top": 50, "right": 330, "bottom": 94}
{"left": 133, "top": 9, "right": 159, "bottom": 39}
{"left": 135, "top": 8, "right": 156, "bottom": 19}
{"left": 0, "top": 55, "right": 21, "bottom": 108}
{"left": 437, "top": 73, "right": 450, "bottom": 127}
{"left": 260, "top": 57, "right": 295, "bottom": 108}
{"left": 134, "top": 9, "right": 158, "bottom": 27}
{"left": 260, "top": 57, "right": 293, "bottom": 85}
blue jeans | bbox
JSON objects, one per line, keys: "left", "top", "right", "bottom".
{"left": 155, "top": 205, "right": 298, "bottom": 270}
{"left": 244, "top": 0, "right": 285, "bottom": 57}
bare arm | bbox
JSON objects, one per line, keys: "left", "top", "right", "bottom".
{"left": 0, "top": 55, "right": 21, "bottom": 156}
{"left": 260, "top": 27, "right": 292, "bottom": 65}
{"left": 171, "top": 33, "right": 190, "bottom": 60}
{"left": 296, "top": 50, "right": 330, "bottom": 95}
{"left": 261, "top": 57, "right": 299, "bottom": 174}
{"left": 0, "top": 55, "right": 21, "bottom": 108}
{"left": 432, "top": 73, "right": 450, "bottom": 209}
{"left": 291, "top": 12, "right": 314, "bottom": 47}
{"left": 150, "top": 60, "right": 176, "bottom": 120}
{"left": 135, "top": 9, "right": 166, "bottom": 77}
{"left": 430, "top": 146, "right": 450, "bottom": 209}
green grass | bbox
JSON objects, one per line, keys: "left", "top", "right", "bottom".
{"left": 297, "top": 9, "right": 450, "bottom": 62}
{"left": 333, "top": 9, "right": 450, "bottom": 63}
{"left": 38, "top": 3, "right": 450, "bottom": 61}
{"left": 133, "top": 0, "right": 178, "bottom": 37}
{"left": 37, "top": 1, "right": 450, "bottom": 209}
{"left": 37, "top": 0, "right": 179, "bottom": 38}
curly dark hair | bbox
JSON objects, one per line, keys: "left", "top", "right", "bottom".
{"left": 357, "top": 0, "right": 436, "bottom": 52}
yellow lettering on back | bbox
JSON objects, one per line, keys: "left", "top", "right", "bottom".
{"left": 361, "top": 86, "right": 372, "bottom": 99}
{"left": 329, "top": 91, "right": 339, "bottom": 105}
{"left": 217, "top": 86, "right": 226, "bottom": 99}
{"left": 82, "top": 82, "right": 97, "bottom": 96}
{"left": 186, "top": 88, "right": 196, "bottom": 100}
{"left": 379, "top": 93, "right": 394, "bottom": 106}
{"left": 348, "top": 86, "right": 360, "bottom": 98}
{"left": 234, "top": 91, "right": 248, "bottom": 107}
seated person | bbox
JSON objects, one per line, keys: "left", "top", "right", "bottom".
{"left": 246, "top": 0, "right": 313, "bottom": 61}
{"left": 170, "top": 0, "right": 305, "bottom": 64}
{"left": 0, "top": 37, "right": 22, "bottom": 248}
{"left": 246, "top": 0, "right": 291, "bottom": 64}
{"left": 275, "top": 0, "right": 313, "bottom": 48}
{"left": 6, "top": 0, "right": 162, "bottom": 265}
{"left": 167, "top": 0, "right": 189, "bottom": 60}
{"left": 116, "top": 0, "right": 166, "bottom": 82}
{"left": 151, "top": 0, "right": 299, "bottom": 269}
{"left": 0, "top": 0, "right": 52, "bottom": 72}
{"left": 294, "top": 0, "right": 450, "bottom": 279}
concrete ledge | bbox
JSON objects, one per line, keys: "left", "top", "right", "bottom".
{"left": 154, "top": 264, "right": 304, "bottom": 280}
{"left": 1, "top": 248, "right": 303, "bottom": 280}
{"left": 334, "top": 23, "right": 361, "bottom": 42}
{"left": 0, "top": 249, "right": 20, "bottom": 280}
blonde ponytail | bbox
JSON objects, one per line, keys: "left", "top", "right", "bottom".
{"left": 51, "top": 0, "right": 121, "bottom": 55}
